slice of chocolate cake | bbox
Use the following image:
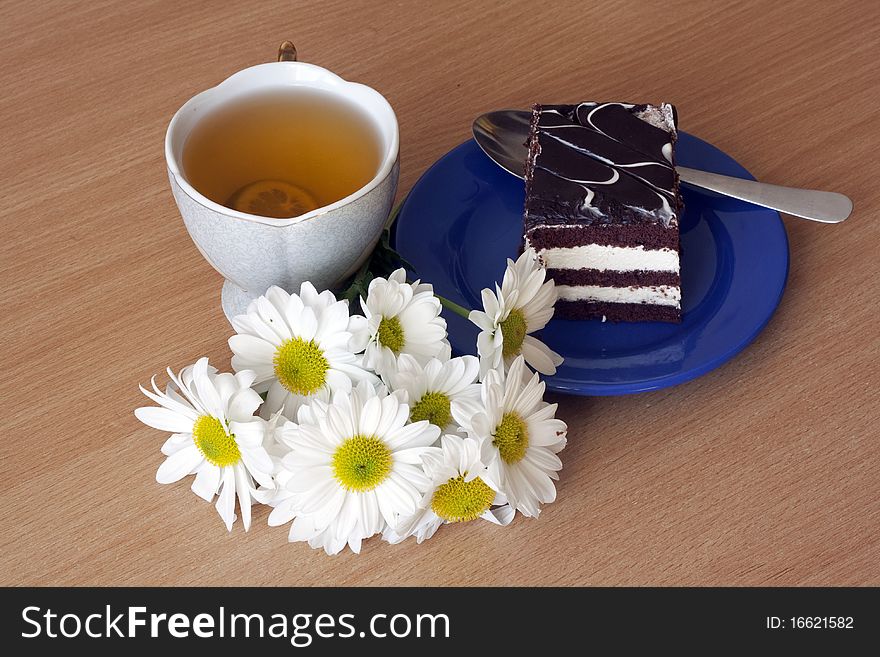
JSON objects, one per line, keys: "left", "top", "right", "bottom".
{"left": 523, "top": 102, "right": 683, "bottom": 322}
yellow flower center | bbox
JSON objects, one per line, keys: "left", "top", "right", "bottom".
{"left": 431, "top": 475, "right": 495, "bottom": 522}
{"left": 273, "top": 337, "right": 329, "bottom": 396}
{"left": 493, "top": 412, "right": 529, "bottom": 464}
{"left": 500, "top": 308, "right": 527, "bottom": 358}
{"left": 332, "top": 435, "right": 393, "bottom": 492}
{"left": 410, "top": 391, "right": 452, "bottom": 429}
{"left": 377, "top": 315, "right": 405, "bottom": 354}
{"left": 192, "top": 415, "right": 241, "bottom": 468}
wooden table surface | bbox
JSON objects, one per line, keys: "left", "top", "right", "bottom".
{"left": 1, "top": 0, "right": 878, "bottom": 586}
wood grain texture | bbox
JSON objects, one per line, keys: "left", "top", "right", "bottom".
{"left": 0, "top": 0, "right": 878, "bottom": 586}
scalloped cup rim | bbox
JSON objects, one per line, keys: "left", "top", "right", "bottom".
{"left": 164, "top": 61, "right": 399, "bottom": 227}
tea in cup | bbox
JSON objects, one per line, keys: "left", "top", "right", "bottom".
{"left": 164, "top": 43, "right": 399, "bottom": 320}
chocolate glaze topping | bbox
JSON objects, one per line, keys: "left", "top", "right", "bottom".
{"left": 524, "top": 102, "right": 682, "bottom": 229}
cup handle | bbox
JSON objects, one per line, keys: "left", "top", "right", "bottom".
{"left": 278, "top": 41, "right": 298, "bottom": 62}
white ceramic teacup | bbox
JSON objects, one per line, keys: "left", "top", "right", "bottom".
{"left": 165, "top": 45, "right": 399, "bottom": 321}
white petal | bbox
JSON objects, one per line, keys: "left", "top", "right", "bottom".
{"left": 268, "top": 500, "right": 298, "bottom": 527}
{"left": 263, "top": 382, "right": 292, "bottom": 419}
{"left": 240, "top": 445, "right": 274, "bottom": 479}
{"left": 156, "top": 446, "right": 203, "bottom": 484}
{"left": 335, "top": 491, "right": 361, "bottom": 538}
{"left": 228, "top": 334, "right": 279, "bottom": 364}
{"left": 326, "top": 403, "right": 355, "bottom": 444}
{"left": 234, "top": 464, "right": 253, "bottom": 531}
{"left": 192, "top": 358, "right": 224, "bottom": 419}
{"left": 347, "top": 314, "right": 370, "bottom": 352}
{"left": 215, "top": 467, "right": 237, "bottom": 531}
{"left": 254, "top": 294, "right": 293, "bottom": 342}
{"left": 468, "top": 310, "right": 496, "bottom": 332}
{"left": 524, "top": 281, "right": 558, "bottom": 329}
{"left": 298, "top": 478, "right": 344, "bottom": 518}
{"left": 358, "top": 396, "right": 382, "bottom": 437}
{"left": 264, "top": 285, "right": 292, "bottom": 313}
{"left": 479, "top": 288, "right": 501, "bottom": 321}
{"left": 360, "top": 489, "right": 382, "bottom": 535}
{"left": 226, "top": 387, "right": 262, "bottom": 422}
{"left": 298, "top": 281, "right": 323, "bottom": 307}
{"left": 234, "top": 369, "right": 258, "bottom": 391}
{"left": 138, "top": 379, "right": 196, "bottom": 417}
{"left": 288, "top": 514, "right": 319, "bottom": 542}
{"left": 394, "top": 446, "right": 439, "bottom": 464}
{"left": 234, "top": 305, "right": 288, "bottom": 345}
{"left": 512, "top": 369, "right": 546, "bottom": 416}
{"left": 375, "top": 484, "right": 407, "bottom": 528}
{"left": 190, "top": 462, "right": 221, "bottom": 501}
{"left": 285, "top": 465, "right": 334, "bottom": 492}
{"left": 385, "top": 420, "right": 440, "bottom": 451}
{"left": 229, "top": 419, "right": 266, "bottom": 448}
{"left": 161, "top": 432, "right": 192, "bottom": 456}
{"left": 377, "top": 392, "right": 407, "bottom": 436}
{"left": 299, "top": 307, "right": 319, "bottom": 341}
{"left": 507, "top": 464, "right": 543, "bottom": 517}
{"left": 521, "top": 459, "right": 558, "bottom": 504}
{"left": 482, "top": 504, "right": 515, "bottom": 526}
{"left": 212, "top": 372, "right": 239, "bottom": 411}
{"left": 525, "top": 446, "right": 563, "bottom": 473}
{"left": 521, "top": 335, "right": 561, "bottom": 375}
{"left": 135, "top": 407, "right": 194, "bottom": 433}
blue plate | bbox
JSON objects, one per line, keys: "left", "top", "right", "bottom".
{"left": 394, "top": 134, "right": 789, "bottom": 395}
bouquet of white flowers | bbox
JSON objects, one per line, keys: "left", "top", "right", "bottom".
{"left": 136, "top": 248, "right": 567, "bottom": 555}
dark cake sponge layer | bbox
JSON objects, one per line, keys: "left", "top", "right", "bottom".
{"left": 527, "top": 223, "right": 680, "bottom": 251}
{"left": 555, "top": 300, "right": 681, "bottom": 323}
{"left": 549, "top": 268, "right": 680, "bottom": 288}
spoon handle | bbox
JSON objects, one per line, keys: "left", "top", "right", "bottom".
{"left": 677, "top": 166, "right": 852, "bottom": 223}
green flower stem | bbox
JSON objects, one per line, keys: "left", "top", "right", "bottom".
{"left": 437, "top": 294, "right": 472, "bottom": 319}
{"left": 386, "top": 195, "right": 473, "bottom": 320}
{"left": 337, "top": 198, "right": 407, "bottom": 303}
{"left": 340, "top": 195, "right": 474, "bottom": 321}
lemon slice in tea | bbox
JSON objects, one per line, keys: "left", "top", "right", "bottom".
{"left": 228, "top": 180, "right": 319, "bottom": 218}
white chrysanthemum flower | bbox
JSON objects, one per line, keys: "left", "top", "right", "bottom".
{"left": 360, "top": 268, "right": 450, "bottom": 378}
{"left": 135, "top": 357, "right": 274, "bottom": 531}
{"left": 469, "top": 248, "right": 563, "bottom": 378}
{"left": 383, "top": 434, "right": 514, "bottom": 544}
{"left": 228, "top": 283, "right": 374, "bottom": 420}
{"left": 268, "top": 381, "right": 441, "bottom": 555}
{"left": 456, "top": 355, "right": 567, "bottom": 518}
{"left": 387, "top": 354, "right": 481, "bottom": 437}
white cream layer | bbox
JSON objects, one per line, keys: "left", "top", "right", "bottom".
{"left": 539, "top": 244, "right": 679, "bottom": 273}
{"left": 557, "top": 284, "right": 681, "bottom": 307}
